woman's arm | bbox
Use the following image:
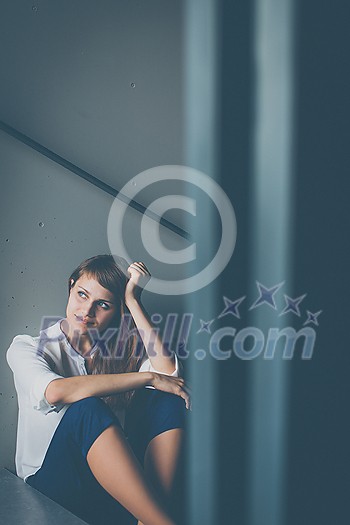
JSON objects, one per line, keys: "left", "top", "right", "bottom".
{"left": 45, "top": 371, "right": 152, "bottom": 405}
{"left": 45, "top": 372, "right": 191, "bottom": 409}
{"left": 125, "top": 262, "right": 177, "bottom": 375}
{"left": 126, "top": 297, "right": 177, "bottom": 375}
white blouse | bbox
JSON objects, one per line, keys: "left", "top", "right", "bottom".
{"left": 6, "top": 317, "right": 179, "bottom": 482}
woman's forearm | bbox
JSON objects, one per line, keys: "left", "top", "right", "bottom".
{"left": 125, "top": 297, "right": 176, "bottom": 374}
{"left": 45, "top": 371, "right": 154, "bottom": 406}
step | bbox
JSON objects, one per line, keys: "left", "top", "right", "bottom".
{"left": 0, "top": 468, "right": 88, "bottom": 524}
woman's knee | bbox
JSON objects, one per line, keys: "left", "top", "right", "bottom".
{"left": 67, "top": 396, "right": 106, "bottom": 413}
{"left": 62, "top": 396, "right": 120, "bottom": 430}
{"left": 59, "top": 396, "right": 122, "bottom": 457}
{"left": 123, "top": 389, "right": 188, "bottom": 464}
{"left": 146, "top": 390, "right": 188, "bottom": 431}
{"left": 151, "top": 390, "right": 186, "bottom": 411}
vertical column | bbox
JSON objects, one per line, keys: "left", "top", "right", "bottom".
{"left": 248, "top": 0, "right": 295, "bottom": 524}
{"left": 184, "top": 1, "right": 220, "bottom": 524}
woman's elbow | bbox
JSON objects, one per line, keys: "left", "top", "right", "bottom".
{"left": 45, "top": 378, "right": 62, "bottom": 405}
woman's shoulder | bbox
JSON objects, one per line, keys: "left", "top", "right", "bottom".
{"left": 8, "top": 319, "right": 62, "bottom": 354}
{"left": 7, "top": 333, "right": 38, "bottom": 354}
{"left": 12, "top": 332, "right": 37, "bottom": 341}
{"left": 9, "top": 333, "right": 38, "bottom": 349}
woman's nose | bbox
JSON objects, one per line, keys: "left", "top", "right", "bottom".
{"left": 82, "top": 302, "right": 95, "bottom": 317}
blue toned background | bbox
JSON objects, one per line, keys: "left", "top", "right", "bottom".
{"left": 1, "top": 1, "right": 349, "bottom": 524}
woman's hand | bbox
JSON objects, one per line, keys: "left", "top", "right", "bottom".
{"left": 125, "top": 261, "right": 151, "bottom": 304}
{"left": 150, "top": 373, "right": 192, "bottom": 411}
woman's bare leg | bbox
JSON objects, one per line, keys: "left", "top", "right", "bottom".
{"left": 137, "top": 429, "right": 185, "bottom": 525}
{"left": 145, "top": 429, "right": 184, "bottom": 497}
{"left": 86, "top": 424, "right": 175, "bottom": 525}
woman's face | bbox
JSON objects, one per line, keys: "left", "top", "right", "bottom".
{"left": 65, "top": 274, "right": 119, "bottom": 337}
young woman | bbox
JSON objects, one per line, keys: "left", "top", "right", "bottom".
{"left": 6, "top": 254, "right": 191, "bottom": 525}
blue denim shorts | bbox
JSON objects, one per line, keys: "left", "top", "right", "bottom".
{"left": 26, "top": 388, "right": 187, "bottom": 525}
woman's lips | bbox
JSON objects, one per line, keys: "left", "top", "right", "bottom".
{"left": 75, "top": 315, "right": 94, "bottom": 325}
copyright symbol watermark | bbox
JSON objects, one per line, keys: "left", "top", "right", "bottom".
{"left": 107, "top": 165, "right": 236, "bottom": 295}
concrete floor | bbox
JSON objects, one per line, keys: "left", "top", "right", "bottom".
{"left": 0, "top": 469, "right": 88, "bottom": 524}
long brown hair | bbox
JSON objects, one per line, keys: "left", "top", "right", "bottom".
{"left": 68, "top": 254, "right": 146, "bottom": 412}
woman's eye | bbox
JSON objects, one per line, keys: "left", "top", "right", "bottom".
{"left": 98, "top": 302, "right": 110, "bottom": 310}
{"left": 77, "top": 291, "right": 109, "bottom": 310}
